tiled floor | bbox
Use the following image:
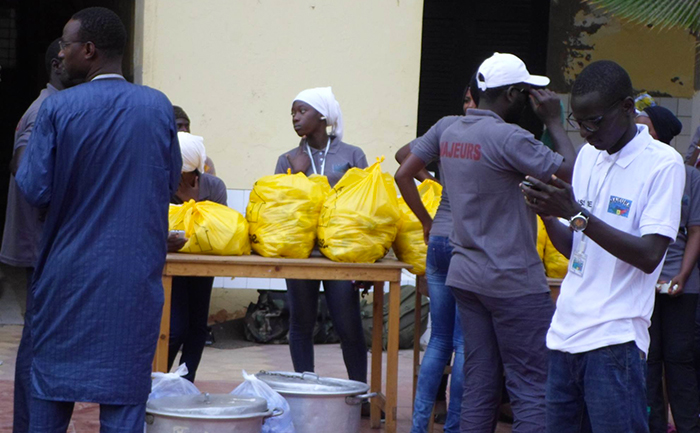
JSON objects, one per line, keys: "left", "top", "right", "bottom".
{"left": 0, "top": 324, "right": 512, "bottom": 432}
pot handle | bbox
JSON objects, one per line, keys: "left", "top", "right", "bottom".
{"left": 345, "top": 392, "right": 378, "bottom": 405}
{"left": 301, "top": 371, "right": 319, "bottom": 381}
{"left": 266, "top": 407, "right": 285, "bottom": 418}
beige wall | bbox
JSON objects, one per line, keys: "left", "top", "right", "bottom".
{"left": 135, "top": 0, "right": 424, "bottom": 189}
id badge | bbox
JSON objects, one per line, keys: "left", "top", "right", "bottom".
{"left": 570, "top": 252, "right": 586, "bottom": 276}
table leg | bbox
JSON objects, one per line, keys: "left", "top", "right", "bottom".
{"left": 152, "top": 275, "right": 173, "bottom": 372}
{"left": 370, "top": 281, "right": 384, "bottom": 428}
{"left": 386, "top": 280, "right": 401, "bottom": 433}
{"left": 412, "top": 278, "right": 423, "bottom": 409}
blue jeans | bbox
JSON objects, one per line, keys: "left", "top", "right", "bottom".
{"left": 547, "top": 342, "right": 649, "bottom": 433}
{"left": 411, "top": 236, "right": 464, "bottom": 433}
{"left": 285, "top": 279, "right": 367, "bottom": 382}
{"left": 29, "top": 398, "right": 145, "bottom": 433}
{"left": 451, "top": 288, "right": 553, "bottom": 433}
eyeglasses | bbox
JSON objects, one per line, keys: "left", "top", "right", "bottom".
{"left": 58, "top": 40, "right": 85, "bottom": 50}
{"left": 567, "top": 99, "right": 623, "bottom": 132}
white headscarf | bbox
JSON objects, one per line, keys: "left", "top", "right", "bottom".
{"left": 293, "top": 87, "right": 344, "bottom": 141}
{"left": 177, "top": 131, "right": 206, "bottom": 173}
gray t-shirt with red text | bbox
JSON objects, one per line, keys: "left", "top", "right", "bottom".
{"left": 417, "top": 109, "right": 563, "bottom": 297}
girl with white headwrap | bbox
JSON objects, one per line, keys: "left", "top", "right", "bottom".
{"left": 167, "top": 131, "right": 228, "bottom": 382}
{"left": 273, "top": 87, "right": 370, "bottom": 397}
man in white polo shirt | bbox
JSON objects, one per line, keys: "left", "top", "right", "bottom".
{"left": 522, "top": 61, "right": 685, "bottom": 432}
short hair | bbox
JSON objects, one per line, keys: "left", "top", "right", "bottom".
{"left": 571, "top": 60, "right": 633, "bottom": 106}
{"left": 173, "top": 106, "right": 189, "bottom": 121}
{"left": 480, "top": 83, "right": 509, "bottom": 103}
{"left": 44, "top": 38, "right": 61, "bottom": 76}
{"left": 72, "top": 7, "right": 127, "bottom": 58}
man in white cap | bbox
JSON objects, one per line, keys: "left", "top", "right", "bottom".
{"left": 395, "top": 52, "right": 577, "bottom": 432}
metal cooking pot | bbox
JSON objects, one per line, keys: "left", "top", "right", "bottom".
{"left": 145, "top": 393, "right": 283, "bottom": 433}
{"left": 255, "top": 371, "right": 376, "bottom": 433}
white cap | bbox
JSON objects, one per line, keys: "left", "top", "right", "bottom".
{"left": 476, "top": 52, "right": 550, "bottom": 91}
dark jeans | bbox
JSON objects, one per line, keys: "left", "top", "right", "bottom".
{"left": 285, "top": 279, "right": 367, "bottom": 382}
{"left": 167, "top": 276, "right": 214, "bottom": 382}
{"left": 648, "top": 293, "right": 700, "bottom": 433}
{"left": 13, "top": 267, "right": 34, "bottom": 433}
{"left": 451, "top": 288, "right": 553, "bottom": 433}
{"left": 29, "top": 398, "right": 145, "bottom": 433}
{"left": 547, "top": 342, "right": 648, "bottom": 433}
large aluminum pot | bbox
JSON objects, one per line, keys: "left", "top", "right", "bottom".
{"left": 146, "top": 393, "right": 283, "bottom": 433}
{"left": 255, "top": 371, "right": 376, "bottom": 433}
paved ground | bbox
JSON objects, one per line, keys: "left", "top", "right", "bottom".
{"left": 0, "top": 324, "right": 513, "bottom": 432}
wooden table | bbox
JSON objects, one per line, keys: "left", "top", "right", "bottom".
{"left": 155, "top": 253, "right": 411, "bottom": 433}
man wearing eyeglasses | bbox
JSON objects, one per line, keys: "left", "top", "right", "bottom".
{"left": 521, "top": 61, "right": 685, "bottom": 432}
{"left": 397, "top": 52, "right": 577, "bottom": 432}
{"left": 15, "top": 7, "right": 181, "bottom": 431}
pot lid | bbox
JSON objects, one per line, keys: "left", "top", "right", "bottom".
{"left": 147, "top": 393, "right": 268, "bottom": 419}
{"left": 255, "top": 371, "right": 369, "bottom": 396}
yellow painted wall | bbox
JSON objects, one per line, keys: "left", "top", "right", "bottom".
{"left": 548, "top": 2, "right": 697, "bottom": 97}
{"left": 136, "top": 0, "right": 424, "bottom": 189}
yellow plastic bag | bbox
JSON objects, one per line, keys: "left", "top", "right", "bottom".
{"left": 169, "top": 200, "right": 251, "bottom": 255}
{"left": 317, "top": 157, "right": 401, "bottom": 263}
{"left": 537, "top": 216, "right": 568, "bottom": 278}
{"left": 393, "top": 180, "right": 442, "bottom": 275}
{"left": 246, "top": 172, "right": 330, "bottom": 258}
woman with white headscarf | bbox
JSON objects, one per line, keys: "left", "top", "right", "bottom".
{"left": 166, "top": 131, "right": 228, "bottom": 382}
{"left": 274, "top": 88, "right": 370, "bottom": 396}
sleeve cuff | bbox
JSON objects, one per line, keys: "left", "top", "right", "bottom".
{"left": 640, "top": 224, "right": 678, "bottom": 241}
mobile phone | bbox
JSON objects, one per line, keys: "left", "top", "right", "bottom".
{"left": 522, "top": 180, "right": 540, "bottom": 191}
{"left": 169, "top": 230, "right": 186, "bottom": 240}
{"left": 655, "top": 282, "right": 677, "bottom": 294}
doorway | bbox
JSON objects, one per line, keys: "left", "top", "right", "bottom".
{"left": 0, "top": 0, "right": 135, "bottom": 244}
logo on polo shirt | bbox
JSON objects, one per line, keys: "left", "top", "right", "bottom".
{"left": 607, "top": 195, "right": 632, "bottom": 218}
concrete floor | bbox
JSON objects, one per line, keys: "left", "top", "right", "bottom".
{"left": 0, "top": 324, "right": 514, "bottom": 432}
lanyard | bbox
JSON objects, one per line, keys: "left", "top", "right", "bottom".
{"left": 306, "top": 138, "right": 331, "bottom": 176}
{"left": 577, "top": 151, "right": 621, "bottom": 253}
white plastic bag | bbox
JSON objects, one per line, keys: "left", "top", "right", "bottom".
{"left": 230, "top": 370, "right": 295, "bottom": 433}
{"left": 149, "top": 364, "right": 201, "bottom": 401}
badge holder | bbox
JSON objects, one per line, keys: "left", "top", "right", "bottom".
{"left": 570, "top": 236, "right": 587, "bottom": 276}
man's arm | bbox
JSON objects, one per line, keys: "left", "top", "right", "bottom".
{"left": 395, "top": 143, "right": 436, "bottom": 183}
{"left": 522, "top": 175, "right": 672, "bottom": 273}
{"left": 15, "top": 104, "right": 56, "bottom": 208}
{"left": 395, "top": 153, "right": 432, "bottom": 244}
{"left": 541, "top": 216, "right": 574, "bottom": 259}
{"left": 666, "top": 225, "right": 700, "bottom": 296}
{"left": 529, "top": 89, "right": 577, "bottom": 183}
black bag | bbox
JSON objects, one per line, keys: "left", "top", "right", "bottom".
{"left": 244, "top": 290, "right": 339, "bottom": 344}
{"left": 360, "top": 284, "right": 430, "bottom": 350}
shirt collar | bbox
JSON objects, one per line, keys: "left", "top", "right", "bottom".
{"left": 91, "top": 73, "right": 126, "bottom": 81}
{"left": 46, "top": 83, "right": 59, "bottom": 94}
{"left": 464, "top": 108, "right": 504, "bottom": 122}
{"left": 300, "top": 136, "right": 341, "bottom": 155}
{"left": 595, "top": 125, "right": 649, "bottom": 168}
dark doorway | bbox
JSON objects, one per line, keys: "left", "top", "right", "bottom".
{"left": 416, "top": 0, "right": 551, "bottom": 136}
{"left": 0, "top": 0, "right": 135, "bottom": 243}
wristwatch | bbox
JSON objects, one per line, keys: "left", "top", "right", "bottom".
{"left": 569, "top": 209, "right": 590, "bottom": 232}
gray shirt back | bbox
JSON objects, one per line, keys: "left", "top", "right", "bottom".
{"left": 172, "top": 172, "right": 228, "bottom": 206}
{"left": 660, "top": 165, "right": 700, "bottom": 294}
{"left": 434, "top": 109, "right": 563, "bottom": 297}
{"left": 410, "top": 116, "right": 462, "bottom": 238}
{"left": 275, "top": 137, "right": 368, "bottom": 187}
{"left": 0, "top": 84, "right": 58, "bottom": 267}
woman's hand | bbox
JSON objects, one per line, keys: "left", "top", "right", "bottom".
{"left": 167, "top": 232, "right": 188, "bottom": 252}
{"left": 286, "top": 146, "right": 311, "bottom": 174}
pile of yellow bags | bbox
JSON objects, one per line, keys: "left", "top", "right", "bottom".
{"left": 317, "top": 157, "right": 401, "bottom": 263}
{"left": 393, "top": 180, "right": 442, "bottom": 275}
{"left": 169, "top": 200, "right": 250, "bottom": 255}
{"left": 246, "top": 172, "right": 330, "bottom": 258}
